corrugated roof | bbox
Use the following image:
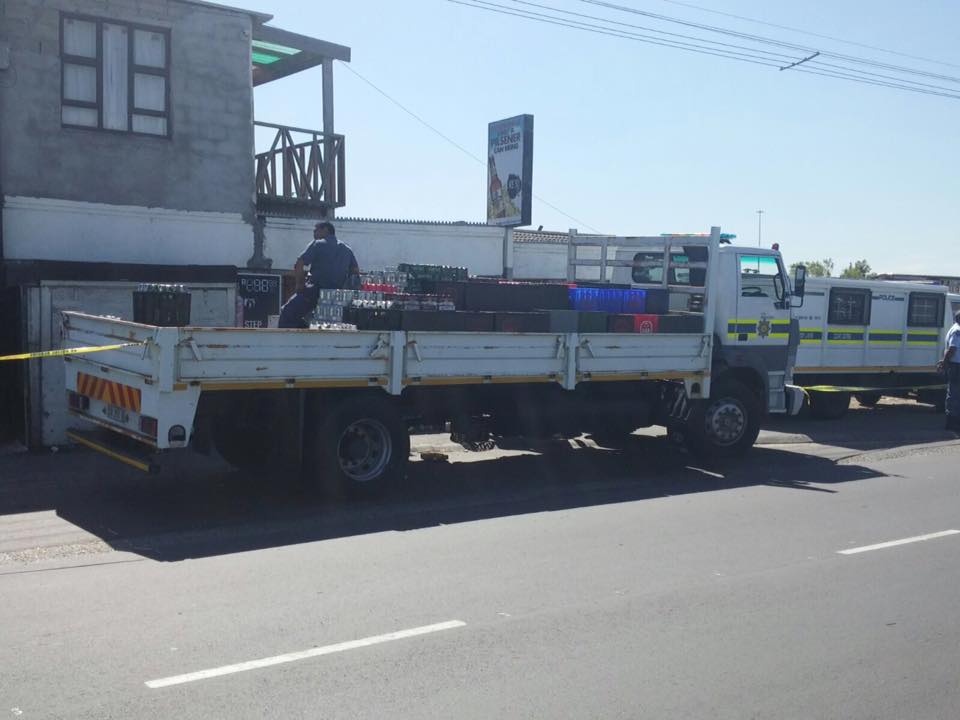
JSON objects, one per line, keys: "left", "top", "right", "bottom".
{"left": 513, "top": 230, "right": 570, "bottom": 244}
{"left": 338, "top": 217, "right": 490, "bottom": 227}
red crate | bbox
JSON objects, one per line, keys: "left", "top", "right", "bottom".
{"left": 633, "top": 314, "right": 660, "bottom": 333}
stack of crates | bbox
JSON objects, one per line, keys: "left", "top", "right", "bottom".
{"left": 398, "top": 263, "right": 468, "bottom": 294}
{"left": 133, "top": 284, "right": 191, "bottom": 327}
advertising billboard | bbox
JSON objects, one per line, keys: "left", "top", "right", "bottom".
{"left": 487, "top": 114, "right": 533, "bottom": 227}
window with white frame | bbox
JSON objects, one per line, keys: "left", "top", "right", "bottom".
{"left": 61, "top": 14, "right": 170, "bottom": 136}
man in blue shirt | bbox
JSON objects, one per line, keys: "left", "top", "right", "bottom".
{"left": 278, "top": 222, "right": 360, "bottom": 329}
{"left": 938, "top": 310, "right": 960, "bottom": 432}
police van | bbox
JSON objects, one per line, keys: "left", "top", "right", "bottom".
{"left": 791, "top": 277, "right": 952, "bottom": 418}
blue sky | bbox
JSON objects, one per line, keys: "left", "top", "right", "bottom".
{"left": 241, "top": 0, "right": 959, "bottom": 275}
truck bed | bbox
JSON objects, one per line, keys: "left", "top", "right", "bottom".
{"left": 62, "top": 311, "right": 712, "bottom": 449}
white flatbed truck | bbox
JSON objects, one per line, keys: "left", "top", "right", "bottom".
{"left": 61, "top": 228, "right": 805, "bottom": 495}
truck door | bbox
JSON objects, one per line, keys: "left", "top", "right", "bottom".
{"left": 730, "top": 254, "right": 793, "bottom": 410}
{"left": 734, "top": 254, "right": 791, "bottom": 345}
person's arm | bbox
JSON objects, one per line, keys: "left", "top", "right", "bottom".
{"left": 939, "top": 345, "right": 957, "bottom": 372}
{"left": 292, "top": 258, "right": 307, "bottom": 291}
{"left": 345, "top": 254, "right": 361, "bottom": 290}
{"left": 938, "top": 330, "right": 957, "bottom": 371}
{"left": 293, "top": 242, "right": 315, "bottom": 291}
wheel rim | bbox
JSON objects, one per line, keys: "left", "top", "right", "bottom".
{"left": 337, "top": 419, "right": 393, "bottom": 483}
{"left": 704, "top": 397, "right": 747, "bottom": 447}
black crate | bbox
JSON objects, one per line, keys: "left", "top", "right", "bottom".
{"left": 645, "top": 289, "right": 670, "bottom": 315}
{"left": 577, "top": 312, "right": 609, "bottom": 333}
{"left": 494, "top": 312, "right": 550, "bottom": 333}
{"left": 352, "top": 307, "right": 401, "bottom": 331}
{"left": 606, "top": 314, "right": 636, "bottom": 333}
{"left": 465, "top": 282, "right": 570, "bottom": 312}
{"left": 543, "top": 309, "right": 579, "bottom": 333}
{"left": 133, "top": 289, "right": 191, "bottom": 326}
{"left": 459, "top": 312, "right": 496, "bottom": 332}
{"left": 419, "top": 280, "right": 468, "bottom": 309}
{"left": 401, "top": 310, "right": 451, "bottom": 331}
{"left": 658, "top": 314, "right": 705, "bottom": 333}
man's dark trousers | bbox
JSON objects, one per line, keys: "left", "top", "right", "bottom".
{"left": 278, "top": 286, "right": 320, "bottom": 329}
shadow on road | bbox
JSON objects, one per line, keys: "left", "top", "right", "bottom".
{"left": 763, "top": 400, "right": 952, "bottom": 450}
{"left": 0, "top": 432, "right": 889, "bottom": 563}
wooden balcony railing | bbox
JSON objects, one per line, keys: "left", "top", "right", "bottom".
{"left": 254, "top": 122, "right": 345, "bottom": 216}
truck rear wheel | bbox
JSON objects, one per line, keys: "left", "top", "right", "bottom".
{"left": 809, "top": 390, "right": 850, "bottom": 420}
{"left": 310, "top": 395, "right": 410, "bottom": 499}
{"left": 685, "top": 378, "right": 761, "bottom": 458}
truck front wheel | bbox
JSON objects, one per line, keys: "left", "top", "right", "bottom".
{"left": 686, "top": 378, "right": 761, "bottom": 458}
{"left": 310, "top": 395, "right": 410, "bottom": 499}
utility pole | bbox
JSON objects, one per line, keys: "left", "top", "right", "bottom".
{"left": 757, "top": 209, "right": 764, "bottom": 248}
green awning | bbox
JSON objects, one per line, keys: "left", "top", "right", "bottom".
{"left": 251, "top": 26, "right": 350, "bottom": 86}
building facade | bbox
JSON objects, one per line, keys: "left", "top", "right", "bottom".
{"left": 0, "top": 0, "right": 514, "bottom": 446}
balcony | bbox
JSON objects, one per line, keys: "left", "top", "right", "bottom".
{"left": 254, "top": 122, "right": 345, "bottom": 218}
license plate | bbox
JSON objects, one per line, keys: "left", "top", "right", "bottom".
{"left": 103, "top": 404, "right": 130, "bottom": 425}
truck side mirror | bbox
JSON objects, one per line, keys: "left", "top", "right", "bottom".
{"left": 793, "top": 265, "right": 806, "bottom": 299}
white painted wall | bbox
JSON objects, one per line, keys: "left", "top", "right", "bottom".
{"left": 4, "top": 196, "right": 515, "bottom": 276}
{"left": 4, "top": 196, "right": 253, "bottom": 266}
{"left": 28, "top": 281, "right": 235, "bottom": 447}
{"left": 264, "top": 218, "right": 506, "bottom": 276}
{"left": 514, "top": 241, "right": 602, "bottom": 281}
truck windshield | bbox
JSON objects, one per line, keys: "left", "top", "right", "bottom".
{"left": 739, "top": 255, "right": 784, "bottom": 300}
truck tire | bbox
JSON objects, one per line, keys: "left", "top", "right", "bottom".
{"left": 685, "top": 378, "right": 761, "bottom": 458}
{"left": 854, "top": 392, "right": 881, "bottom": 408}
{"left": 809, "top": 390, "right": 850, "bottom": 420}
{"left": 310, "top": 395, "right": 410, "bottom": 499}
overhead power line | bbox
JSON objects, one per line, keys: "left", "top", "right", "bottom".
{"left": 577, "top": 0, "right": 960, "bottom": 86}
{"left": 447, "top": 0, "right": 960, "bottom": 100}
{"left": 338, "top": 61, "right": 604, "bottom": 232}
{"left": 651, "top": 0, "right": 960, "bottom": 70}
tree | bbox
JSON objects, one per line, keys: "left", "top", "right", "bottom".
{"left": 790, "top": 258, "right": 834, "bottom": 278}
{"left": 840, "top": 259, "right": 873, "bottom": 279}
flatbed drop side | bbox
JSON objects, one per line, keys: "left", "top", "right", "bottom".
{"left": 61, "top": 228, "right": 805, "bottom": 495}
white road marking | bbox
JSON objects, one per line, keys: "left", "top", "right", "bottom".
{"left": 837, "top": 529, "right": 960, "bottom": 556}
{"left": 145, "top": 619, "right": 466, "bottom": 689}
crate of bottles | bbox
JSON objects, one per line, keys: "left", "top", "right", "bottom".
{"left": 133, "top": 284, "right": 191, "bottom": 326}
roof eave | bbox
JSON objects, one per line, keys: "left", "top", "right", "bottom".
{"left": 172, "top": 0, "right": 273, "bottom": 24}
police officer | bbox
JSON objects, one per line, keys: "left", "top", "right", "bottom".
{"left": 937, "top": 310, "right": 960, "bottom": 432}
{"left": 279, "top": 222, "right": 359, "bottom": 329}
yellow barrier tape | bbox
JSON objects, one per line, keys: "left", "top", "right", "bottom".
{"left": 804, "top": 384, "right": 945, "bottom": 393}
{"left": 0, "top": 342, "right": 144, "bottom": 362}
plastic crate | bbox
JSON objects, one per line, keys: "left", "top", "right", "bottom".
{"left": 658, "top": 314, "right": 704, "bottom": 333}
{"left": 465, "top": 282, "right": 570, "bottom": 312}
{"left": 606, "top": 314, "right": 636, "bottom": 333}
{"left": 577, "top": 312, "right": 609, "bottom": 333}
{"left": 133, "top": 286, "right": 191, "bottom": 326}
{"left": 494, "top": 312, "right": 550, "bottom": 333}
{"left": 544, "top": 309, "right": 579, "bottom": 333}
{"left": 633, "top": 314, "right": 660, "bottom": 333}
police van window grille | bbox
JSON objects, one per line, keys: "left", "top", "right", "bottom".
{"left": 908, "top": 293, "right": 943, "bottom": 328}
{"left": 828, "top": 289, "right": 871, "bottom": 325}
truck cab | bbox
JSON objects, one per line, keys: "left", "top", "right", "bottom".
{"left": 612, "top": 242, "right": 801, "bottom": 417}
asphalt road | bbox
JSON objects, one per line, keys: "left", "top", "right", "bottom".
{"left": 2, "top": 403, "right": 959, "bottom": 718}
